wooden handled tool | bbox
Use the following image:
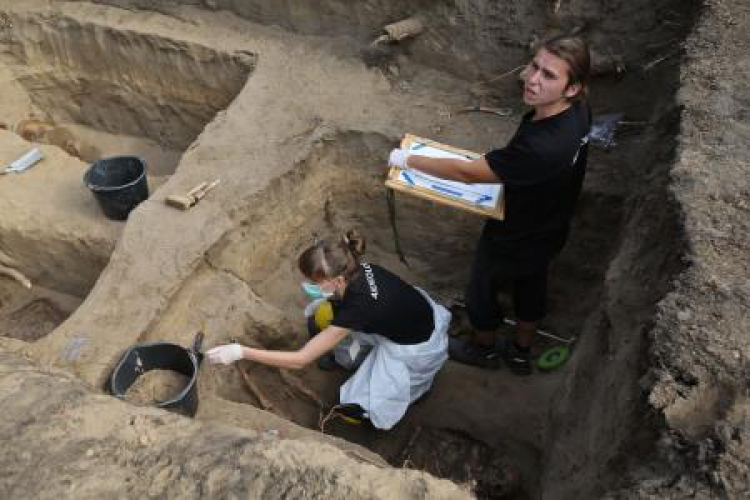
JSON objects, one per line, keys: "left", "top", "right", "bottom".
{"left": 165, "top": 179, "right": 220, "bottom": 210}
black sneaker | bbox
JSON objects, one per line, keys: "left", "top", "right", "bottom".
{"left": 448, "top": 336, "right": 501, "bottom": 370}
{"left": 498, "top": 339, "right": 532, "bottom": 376}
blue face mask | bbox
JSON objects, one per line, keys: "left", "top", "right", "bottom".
{"left": 302, "top": 282, "right": 334, "bottom": 300}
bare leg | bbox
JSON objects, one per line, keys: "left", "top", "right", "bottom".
{"left": 474, "top": 329, "right": 497, "bottom": 347}
{"left": 515, "top": 320, "right": 536, "bottom": 350}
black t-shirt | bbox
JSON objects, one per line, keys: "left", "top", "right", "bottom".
{"left": 330, "top": 262, "right": 434, "bottom": 345}
{"left": 484, "top": 101, "right": 590, "bottom": 260}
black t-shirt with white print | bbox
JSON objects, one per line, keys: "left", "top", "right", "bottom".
{"left": 330, "top": 262, "right": 434, "bottom": 345}
{"left": 484, "top": 100, "right": 590, "bottom": 261}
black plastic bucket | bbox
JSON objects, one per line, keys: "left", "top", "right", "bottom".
{"left": 84, "top": 156, "right": 149, "bottom": 220}
{"left": 109, "top": 333, "right": 204, "bottom": 417}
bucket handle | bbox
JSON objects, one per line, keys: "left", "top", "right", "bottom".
{"left": 192, "top": 331, "right": 205, "bottom": 365}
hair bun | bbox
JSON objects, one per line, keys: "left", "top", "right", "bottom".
{"left": 343, "top": 229, "right": 366, "bottom": 257}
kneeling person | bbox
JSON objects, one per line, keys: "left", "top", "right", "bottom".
{"left": 207, "top": 230, "right": 451, "bottom": 430}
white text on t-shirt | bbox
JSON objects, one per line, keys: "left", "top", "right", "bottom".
{"left": 361, "top": 262, "right": 379, "bottom": 300}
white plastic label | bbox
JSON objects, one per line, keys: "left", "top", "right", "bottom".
{"left": 348, "top": 337, "right": 361, "bottom": 362}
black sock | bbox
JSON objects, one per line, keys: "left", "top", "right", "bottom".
{"left": 473, "top": 340, "right": 496, "bottom": 351}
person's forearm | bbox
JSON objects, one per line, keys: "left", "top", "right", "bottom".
{"left": 406, "top": 155, "right": 473, "bottom": 182}
{"left": 242, "top": 347, "right": 309, "bottom": 370}
{"left": 238, "top": 327, "right": 348, "bottom": 371}
{"left": 407, "top": 154, "right": 501, "bottom": 184}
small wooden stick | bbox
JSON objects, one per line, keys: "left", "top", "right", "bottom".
{"left": 455, "top": 105, "right": 513, "bottom": 117}
{"left": 344, "top": 449, "right": 389, "bottom": 467}
{"left": 643, "top": 49, "right": 680, "bottom": 72}
{"left": 398, "top": 425, "right": 423, "bottom": 466}
{"left": 0, "top": 264, "right": 31, "bottom": 288}
{"left": 279, "top": 370, "right": 324, "bottom": 408}
{"left": 236, "top": 366, "right": 275, "bottom": 412}
{"left": 484, "top": 64, "right": 525, "bottom": 84}
{"left": 193, "top": 179, "right": 220, "bottom": 200}
{"left": 186, "top": 182, "right": 208, "bottom": 197}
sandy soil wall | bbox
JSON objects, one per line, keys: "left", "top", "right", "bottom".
{"left": 0, "top": 348, "right": 468, "bottom": 499}
{"left": 541, "top": 1, "right": 749, "bottom": 497}
{"left": 539, "top": 99, "right": 687, "bottom": 498}
{"left": 87, "top": 0, "right": 672, "bottom": 80}
{"left": 1, "top": 11, "right": 255, "bottom": 149}
{"left": 636, "top": 0, "right": 749, "bottom": 496}
{"left": 87, "top": 0, "right": 545, "bottom": 78}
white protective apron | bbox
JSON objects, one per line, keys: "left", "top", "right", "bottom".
{"left": 336, "top": 289, "right": 451, "bottom": 429}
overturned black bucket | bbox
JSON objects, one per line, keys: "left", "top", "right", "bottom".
{"left": 110, "top": 332, "right": 204, "bottom": 417}
{"left": 84, "top": 156, "right": 149, "bottom": 220}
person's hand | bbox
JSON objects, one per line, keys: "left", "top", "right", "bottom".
{"left": 206, "top": 344, "right": 244, "bottom": 365}
{"left": 388, "top": 148, "right": 410, "bottom": 169}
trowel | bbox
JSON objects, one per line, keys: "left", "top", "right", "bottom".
{"left": 1, "top": 148, "right": 43, "bottom": 175}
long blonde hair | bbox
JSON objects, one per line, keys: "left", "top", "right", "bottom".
{"left": 298, "top": 230, "right": 366, "bottom": 282}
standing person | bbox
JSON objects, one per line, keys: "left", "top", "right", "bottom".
{"left": 206, "top": 230, "right": 451, "bottom": 430}
{"left": 388, "top": 34, "right": 591, "bottom": 374}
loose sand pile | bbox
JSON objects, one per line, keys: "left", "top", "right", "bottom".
{"left": 125, "top": 369, "right": 190, "bottom": 405}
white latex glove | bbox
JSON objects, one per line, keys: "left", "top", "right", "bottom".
{"left": 206, "top": 344, "right": 244, "bottom": 365}
{"left": 388, "top": 148, "right": 410, "bottom": 168}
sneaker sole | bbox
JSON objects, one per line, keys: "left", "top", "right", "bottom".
{"left": 448, "top": 352, "right": 502, "bottom": 370}
{"left": 503, "top": 357, "right": 532, "bottom": 375}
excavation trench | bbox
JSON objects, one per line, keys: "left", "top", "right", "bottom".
{"left": 0, "top": 1, "right": 705, "bottom": 498}
{"left": 148, "top": 131, "right": 530, "bottom": 491}
{"left": 0, "top": 12, "right": 254, "bottom": 341}
{"left": 0, "top": 11, "right": 255, "bottom": 174}
{"left": 146, "top": 85, "right": 672, "bottom": 495}
{"left": 116, "top": 2, "right": 694, "bottom": 489}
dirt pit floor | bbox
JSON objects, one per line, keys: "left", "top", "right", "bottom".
{"left": 0, "top": 0, "right": 748, "bottom": 499}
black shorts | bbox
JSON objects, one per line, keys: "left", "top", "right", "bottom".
{"left": 465, "top": 227, "right": 562, "bottom": 328}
